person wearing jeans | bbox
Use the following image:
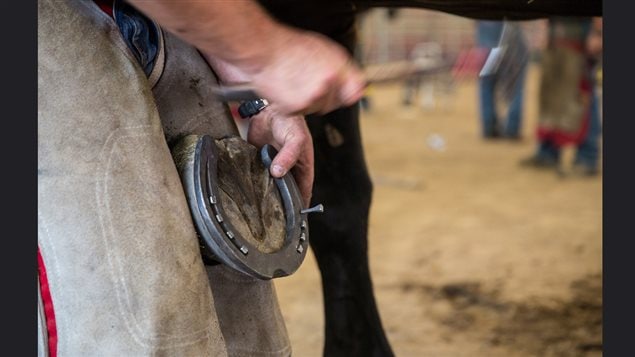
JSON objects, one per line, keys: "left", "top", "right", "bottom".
{"left": 476, "top": 20, "right": 527, "bottom": 139}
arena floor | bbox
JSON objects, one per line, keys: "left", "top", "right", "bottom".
{"left": 275, "top": 64, "right": 602, "bottom": 357}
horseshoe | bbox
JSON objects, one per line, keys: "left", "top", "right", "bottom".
{"left": 172, "top": 135, "right": 318, "bottom": 279}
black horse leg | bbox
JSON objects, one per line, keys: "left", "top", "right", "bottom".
{"left": 307, "top": 105, "right": 394, "bottom": 357}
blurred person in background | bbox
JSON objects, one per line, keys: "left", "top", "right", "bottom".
{"left": 476, "top": 20, "right": 528, "bottom": 139}
{"left": 521, "top": 16, "right": 602, "bottom": 176}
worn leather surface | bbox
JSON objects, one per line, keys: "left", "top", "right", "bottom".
{"left": 151, "top": 27, "right": 291, "bottom": 356}
{"left": 38, "top": 0, "right": 289, "bottom": 355}
{"left": 150, "top": 29, "right": 237, "bottom": 144}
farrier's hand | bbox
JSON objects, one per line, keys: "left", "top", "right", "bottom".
{"left": 246, "top": 110, "right": 314, "bottom": 207}
{"left": 128, "top": 0, "right": 365, "bottom": 116}
{"left": 204, "top": 26, "right": 365, "bottom": 116}
{"left": 206, "top": 46, "right": 315, "bottom": 206}
{"left": 247, "top": 28, "right": 365, "bottom": 116}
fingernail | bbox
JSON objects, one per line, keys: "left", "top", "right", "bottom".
{"left": 272, "top": 164, "right": 285, "bottom": 177}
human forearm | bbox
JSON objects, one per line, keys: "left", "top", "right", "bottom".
{"left": 126, "top": 0, "right": 286, "bottom": 72}
{"left": 127, "top": 0, "right": 364, "bottom": 115}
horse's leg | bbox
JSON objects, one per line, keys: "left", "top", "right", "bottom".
{"left": 307, "top": 105, "right": 393, "bottom": 357}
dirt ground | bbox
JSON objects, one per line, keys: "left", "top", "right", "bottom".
{"left": 274, "top": 64, "right": 602, "bottom": 357}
